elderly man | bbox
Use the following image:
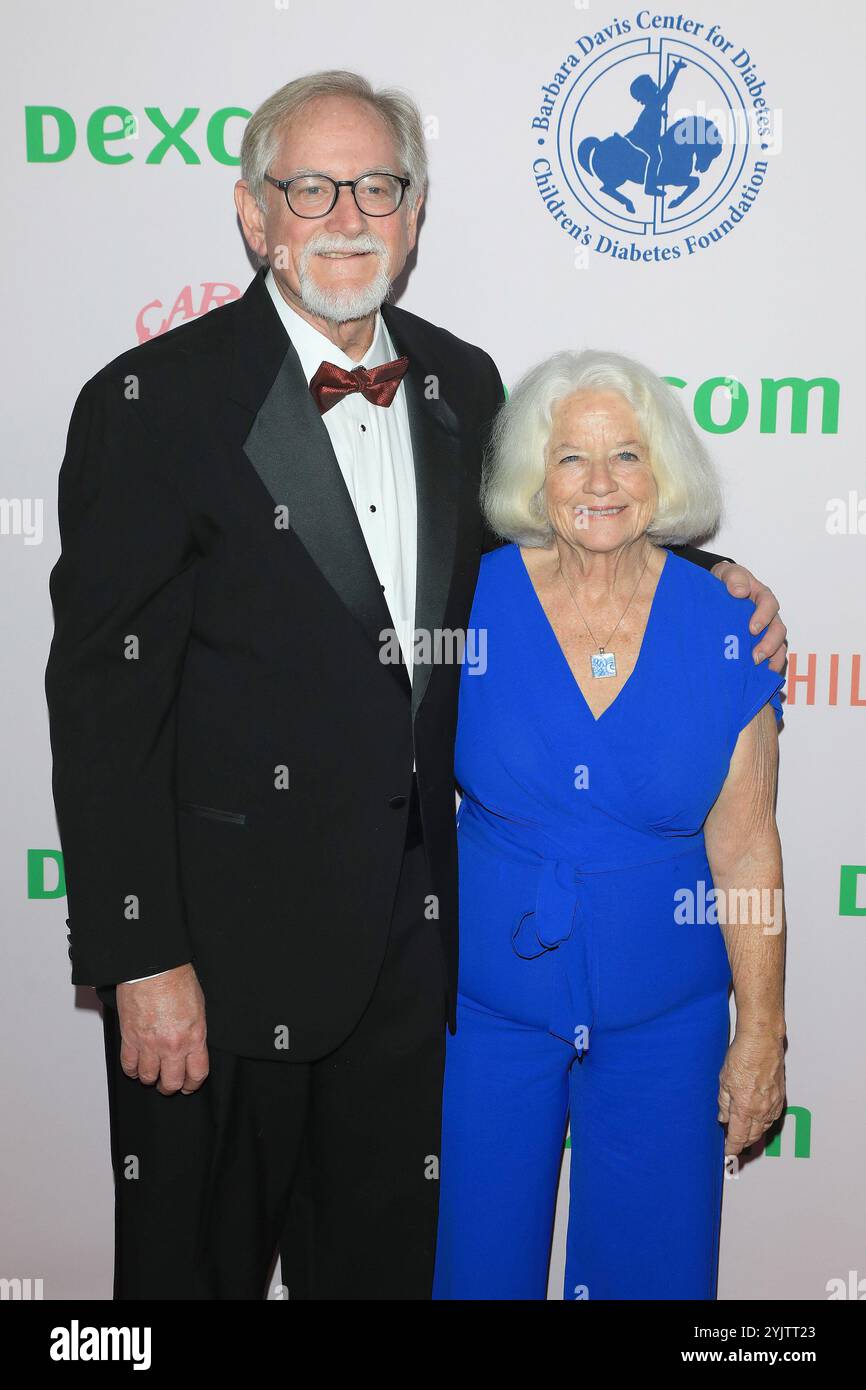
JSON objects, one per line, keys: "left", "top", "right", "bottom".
{"left": 45, "top": 69, "right": 787, "bottom": 1301}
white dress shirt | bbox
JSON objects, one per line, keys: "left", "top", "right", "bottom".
{"left": 123, "top": 271, "right": 419, "bottom": 984}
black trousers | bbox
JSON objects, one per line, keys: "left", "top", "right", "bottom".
{"left": 97, "top": 822, "right": 448, "bottom": 1300}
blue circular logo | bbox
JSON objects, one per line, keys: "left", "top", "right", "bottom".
{"left": 530, "top": 14, "right": 776, "bottom": 263}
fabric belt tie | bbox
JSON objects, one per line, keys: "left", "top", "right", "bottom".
{"left": 511, "top": 856, "right": 595, "bottom": 1058}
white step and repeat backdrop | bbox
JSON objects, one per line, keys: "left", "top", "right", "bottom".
{"left": 2, "top": 0, "right": 863, "bottom": 1301}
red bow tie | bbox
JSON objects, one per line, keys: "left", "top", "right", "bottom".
{"left": 309, "top": 357, "right": 409, "bottom": 414}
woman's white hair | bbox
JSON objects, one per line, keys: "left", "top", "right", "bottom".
{"left": 482, "top": 349, "right": 724, "bottom": 548}
{"left": 240, "top": 69, "right": 428, "bottom": 213}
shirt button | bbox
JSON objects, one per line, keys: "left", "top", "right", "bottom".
{"left": 360, "top": 423, "right": 367, "bottom": 433}
{"left": 369, "top": 504, "right": 376, "bottom": 513}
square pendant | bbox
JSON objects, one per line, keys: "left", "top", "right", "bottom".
{"left": 591, "top": 651, "right": 617, "bottom": 679}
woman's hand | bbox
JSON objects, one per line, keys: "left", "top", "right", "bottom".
{"left": 717, "top": 1024, "right": 786, "bottom": 1156}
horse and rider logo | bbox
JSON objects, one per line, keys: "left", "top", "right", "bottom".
{"left": 577, "top": 59, "right": 723, "bottom": 215}
{"left": 530, "top": 28, "right": 771, "bottom": 258}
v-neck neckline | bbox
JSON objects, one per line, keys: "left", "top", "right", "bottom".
{"left": 515, "top": 542, "right": 671, "bottom": 725}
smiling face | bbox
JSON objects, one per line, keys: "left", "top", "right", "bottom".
{"left": 543, "top": 388, "right": 659, "bottom": 552}
{"left": 234, "top": 94, "right": 422, "bottom": 325}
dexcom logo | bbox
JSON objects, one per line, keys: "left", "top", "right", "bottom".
{"left": 24, "top": 106, "right": 249, "bottom": 164}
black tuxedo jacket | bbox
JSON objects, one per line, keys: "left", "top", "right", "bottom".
{"left": 45, "top": 268, "right": 732, "bottom": 1060}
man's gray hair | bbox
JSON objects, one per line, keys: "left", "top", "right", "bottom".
{"left": 240, "top": 69, "right": 428, "bottom": 212}
{"left": 482, "top": 349, "right": 724, "bottom": 548}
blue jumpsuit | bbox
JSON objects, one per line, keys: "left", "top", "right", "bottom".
{"left": 433, "top": 544, "right": 785, "bottom": 1300}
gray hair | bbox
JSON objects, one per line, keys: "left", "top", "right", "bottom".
{"left": 240, "top": 69, "right": 428, "bottom": 213}
{"left": 482, "top": 349, "right": 724, "bottom": 548}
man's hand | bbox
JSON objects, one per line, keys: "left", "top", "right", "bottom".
{"left": 116, "top": 963, "right": 209, "bottom": 1096}
{"left": 710, "top": 561, "right": 788, "bottom": 672}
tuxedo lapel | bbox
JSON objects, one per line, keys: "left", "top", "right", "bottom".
{"left": 382, "top": 304, "right": 462, "bottom": 720}
{"left": 230, "top": 272, "right": 463, "bottom": 721}
{"left": 234, "top": 272, "right": 410, "bottom": 702}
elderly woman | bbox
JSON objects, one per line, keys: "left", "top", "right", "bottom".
{"left": 432, "top": 350, "right": 787, "bottom": 1301}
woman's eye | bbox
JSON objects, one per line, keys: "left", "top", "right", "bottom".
{"left": 616, "top": 451, "right": 638, "bottom": 462}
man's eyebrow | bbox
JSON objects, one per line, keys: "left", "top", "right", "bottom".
{"left": 277, "top": 167, "right": 331, "bottom": 180}
{"left": 278, "top": 166, "right": 401, "bottom": 179}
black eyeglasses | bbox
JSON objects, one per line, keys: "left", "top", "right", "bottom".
{"left": 263, "top": 170, "right": 411, "bottom": 218}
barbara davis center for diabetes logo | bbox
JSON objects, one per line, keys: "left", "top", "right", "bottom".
{"left": 530, "top": 10, "right": 778, "bottom": 265}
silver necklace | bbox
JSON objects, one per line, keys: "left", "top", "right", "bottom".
{"left": 558, "top": 548, "right": 653, "bottom": 679}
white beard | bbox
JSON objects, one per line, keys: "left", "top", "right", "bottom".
{"left": 297, "top": 233, "right": 393, "bottom": 323}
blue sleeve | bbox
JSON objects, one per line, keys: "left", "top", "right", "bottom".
{"left": 734, "top": 600, "right": 785, "bottom": 734}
